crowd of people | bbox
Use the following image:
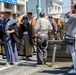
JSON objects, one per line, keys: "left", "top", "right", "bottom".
{"left": 0, "top": 10, "right": 64, "bottom": 65}
{"left": 0, "top": 3, "right": 76, "bottom": 74}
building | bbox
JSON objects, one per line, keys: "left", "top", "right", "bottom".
{"left": 27, "top": 0, "right": 63, "bottom": 15}
{"left": 0, "top": 0, "right": 28, "bottom": 15}
{"left": 48, "top": 0, "right": 63, "bottom": 14}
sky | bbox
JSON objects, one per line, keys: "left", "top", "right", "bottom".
{"left": 62, "top": 0, "right": 71, "bottom": 13}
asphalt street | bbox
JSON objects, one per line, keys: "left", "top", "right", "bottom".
{"left": 0, "top": 55, "right": 75, "bottom": 75}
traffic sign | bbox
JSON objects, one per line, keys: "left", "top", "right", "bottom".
{"left": 0, "top": 0, "right": 17, "bottom": 5}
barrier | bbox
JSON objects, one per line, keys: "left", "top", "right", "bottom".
{"left": 48, "top": 40, "right": 71, "bottom": 65}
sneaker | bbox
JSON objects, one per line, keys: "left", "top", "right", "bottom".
{"left": 10, "top": 62, "right": 15, "bottom": 65}
{"left": 10, "top": 62, "right": 18, "bottom": 65}
{"left": 5, "top": 63, "right": 11, "bottom": 67}
{"left": 68, "top": 69, "right": 76, "bottom": 74}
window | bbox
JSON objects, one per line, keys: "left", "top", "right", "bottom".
{"left": 5, "top": 3, "right": 10, "bottom": 8}
{"left": 17, "top": 5, "right": 20, "bottom": 11}
{"left": 58, "top": 7, "right": 60, "bottom": 12}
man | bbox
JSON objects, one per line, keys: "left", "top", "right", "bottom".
{"left": 27, "top": 12, "right": 32, "bottom": 24}
{"left": 12, "top": 13, "right": 17, "bottom": 20}
{"left": 0, "top": 17, "right": 3, "bottom": 59}
{"left": 48, "top": 16, "right": 53, "bottom": 23}
{"left": 65, "top": 4, "right": 76, "bottom": 74}
{"left": 1, "top": 11, "right": 19, "bottom": 66}
{"left": 34, "top": 12, "right": 52, "bottom": 65}
{"left": 52, "top": 15, "right": 59, "bottom": 40}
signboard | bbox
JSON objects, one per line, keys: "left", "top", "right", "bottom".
{"left": 0, "top": 0, "right": 17, "bottom": 5}
{"left": 0, "top": 0, "right": 3, "bottom": 2}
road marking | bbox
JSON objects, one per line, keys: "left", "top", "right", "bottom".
{"left": 0, "top": 56, "right": 37, "bottom": 71}
{"left": 0, "top": 66, "right": 11, "bottom": 71}
{"left": 0, "top": 60, "right": 25, "bottom": 71}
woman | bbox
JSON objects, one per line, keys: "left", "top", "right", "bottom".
{"left": 19, "top": 15, "right": 33, "bottom": 59}
{"left": 65, "top": 4, "right": 76, "bottom": 74}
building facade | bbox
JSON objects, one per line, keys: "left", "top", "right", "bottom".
{"left": 27, "top": 0, "right": 63, "bottom": 15}
{"left": 48, "top": 0, "right": 63, "bottom": 14}
{"left": 0, "top": 0, "right": 28, "bottom": 15}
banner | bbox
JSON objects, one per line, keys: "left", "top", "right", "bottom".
{"left": 0, "top": 0, "right": 17, "bottom": 5}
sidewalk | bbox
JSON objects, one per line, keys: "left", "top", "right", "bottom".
{"left": 0, "top": 55, "right": 74, "bottom": 75}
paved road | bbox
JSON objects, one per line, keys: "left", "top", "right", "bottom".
{"left": 0, "top": 55, "right": 42, "bottom": 75}
{"left": 0, "top": 55, "right": 75, "bottom": 75}
{"left": 32, "top": 62, "right": 76, "bottom": 75}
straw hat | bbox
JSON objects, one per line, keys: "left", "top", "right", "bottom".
{"left": 11, "top": 12, "right": 20, "bottom": 15}
{"left": 0, "top": 10, "right": 13, "bottom": 14}
{"left": 52, "top": 14, "right": 61, "bottom": 19}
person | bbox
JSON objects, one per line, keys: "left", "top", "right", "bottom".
{"left": 27, "top": 13, "right": 37, "bottom": 54}
{"left": 27, "top": 12, "right": 32, "bottom": 24}
{"left": 0, "top": 17, "right": 3, "bottom": 59}
{"left": 65, "top": 4, "right": 76, "bottom": 74}
{"left": 48, "top": 16, "right": 53, "bottom": 24}
{"left": 31, "top": 16, "right": 37, "bottom": 54}
{"left": 52, "top": 15, "right": 59, "bottom": 40}
{"left": 1, "top": 11, "right": 19, "bottom": 66}
{"left": 12, "top": 13, "right": 17, "bottom": 20}
{"left": 57, "top": 19, "right": 64, "bottom": 40}
{"left": 48, "top": 16, "right": 54, "bottom": 39}
{"left": 18, "top": 16, "right": 26, "bottom": 55}
{"left": 34, "top": 11, "right": 52, "bottom": 65}
{"left": 19, "top": 15, "right": 33, "bottom": 59}
{"left": 32, "top": 16, "right": 37, "bottom": 29}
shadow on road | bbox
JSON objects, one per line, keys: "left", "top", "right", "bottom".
{"left": 37, "top": 66, "right": 76, "bottom": 75}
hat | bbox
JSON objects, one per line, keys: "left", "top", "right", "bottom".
{"left": 12, "top": 12, "right": 19, "bottom": 15}
{"left": 22, "top": 15, "right": 28, "bottom": 19}
{"left": 0, "top": 11, "right": 13, "bottom": 14}
{"left": 52, "top": 14, "right": 61, "bottom": 19}
{"left": 27, "top": 12, "right": 32, "bottom": 14}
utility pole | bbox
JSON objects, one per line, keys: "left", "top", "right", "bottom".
{"left": 37, "top": 0, "right": 41, "bottom": 19}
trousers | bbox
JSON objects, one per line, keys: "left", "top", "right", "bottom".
{"left": 71, "top": 51, "right": 76, "bottom": 69}
{"left": 37, "top": 34, "right": 48, "bottom": 63}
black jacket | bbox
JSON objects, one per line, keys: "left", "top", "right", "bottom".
{"left": 20, "top": 22, "right": 33, "bottom": 45}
